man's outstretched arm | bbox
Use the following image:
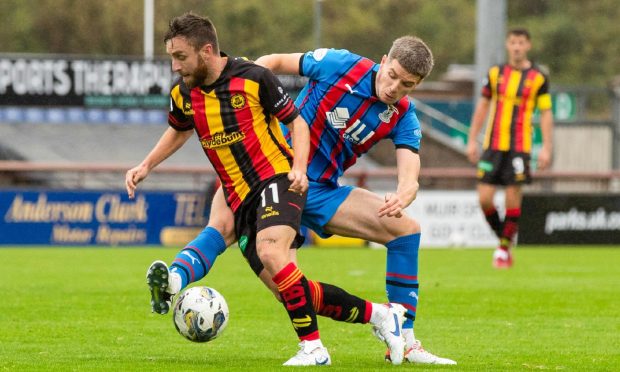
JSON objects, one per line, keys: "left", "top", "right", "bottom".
{"left": 255, "top": 53, "right": 304, "bottom": 75}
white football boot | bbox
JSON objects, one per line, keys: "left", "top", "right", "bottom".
{"left": 371, "top": 303, "right": 407, "bottom": 365}
{"left": 493, "top": 247, "right": 514, "bottom": 268}
{"left": 404, "top": 340, "right": 457, "bottom": 365}
{"left": 283, "top": 340, "right": 331, "bottom": 366}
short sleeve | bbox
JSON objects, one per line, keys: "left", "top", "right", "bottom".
{"left": 481, "top": 71, "right": 492, "bottom": 98}
{"left": 300, "top": 48, "right": 357, "bottom": 81}
{"left": 257, "top": 68, "right": 299, "bottom": 125}
{"left": 392, "top": 103, "right": 421, "bottom": 153}
{"left": 168, "top": 83, "right": 194, "bottom": 131}
{"left": 536, "top": 74, "right": 552, "bottom": 111}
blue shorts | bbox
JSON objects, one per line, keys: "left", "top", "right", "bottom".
{"left": 302, "top": 181, "right": 354, "bottom": 238}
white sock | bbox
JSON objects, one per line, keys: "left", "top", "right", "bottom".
{"left": 369, "top": 303, "right": 388, "bottom": 325}
{"left": 167, "top": 271, "right": 182, "bottom": 295}
{"left": 403, "top": 328, "right": 415, "bottom": 347}
{"left": 303, "top": 338, "right": 325, "bottom": 351}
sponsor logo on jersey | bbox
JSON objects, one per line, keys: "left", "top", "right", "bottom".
{"left": 326, "top": 107, "right": 350, "bottom": 129}
{"left": 230, "top": 93, "right": 246, "bottom": 109}
{"left": 200, "top": 131, "right": 245, "bottom": 149}
{"left": 343, "top": 120, "right": 374, "bottom": 145}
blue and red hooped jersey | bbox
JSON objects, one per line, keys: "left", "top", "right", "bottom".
{"left": 281, "top": 48, "right": 422, "bottom": 185}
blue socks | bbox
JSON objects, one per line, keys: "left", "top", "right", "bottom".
{"left": 385, "top": 233, "right": 420, "bottom": 330}
{"left": 170, "top": 226, "right": 227, "bottom": 290}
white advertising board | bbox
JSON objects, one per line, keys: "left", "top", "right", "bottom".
{"left": 379, "top": 190, "right": 505, "bottom": 248}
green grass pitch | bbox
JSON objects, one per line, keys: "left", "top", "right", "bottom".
{"left": 1, "top": 246, "right": 618, "bottom": 371}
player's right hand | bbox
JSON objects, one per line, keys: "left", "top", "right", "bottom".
{"left": 125, "top": 164, "right": 149, "bottom": 199}
{"left": 287, "top": 169, "right": 308, "bottom": 194}
{"left": 378, "top": 192, "right": 404, "bottom": 218}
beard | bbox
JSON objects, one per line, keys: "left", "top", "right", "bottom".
{"left": 184, "top": 56, "right": 209, "bottom": 88}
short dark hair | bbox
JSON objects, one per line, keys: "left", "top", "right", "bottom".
{"left": 164, "top": 12, "right": 219, "bottom": 53}
{"left": 507, "top": 27, "right": 531, "bottom": 40}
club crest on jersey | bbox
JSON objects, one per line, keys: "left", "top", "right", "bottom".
{"left": 379, "top": 105, "right": 399, "bottom": 123}
{"left": 200, "top": 131, "right": 245, "bottom": 149}
{"left": 183, "top": 101, "right": 194, "bottom": 115}
{"left": 230, "top": 93, "right": 246, "bottom": 109}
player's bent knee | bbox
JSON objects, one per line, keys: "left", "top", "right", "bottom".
{"left": 387, "top": 215, "right": 420, "bottom": 238}
{"left": 256, "top": 240, "right": 287, "bottom": 273}
{"left": 408, "top": 217, "right": 421, "bottom": 234}
{"left": 208, "top": 219, "right": 235, "bottom": 245}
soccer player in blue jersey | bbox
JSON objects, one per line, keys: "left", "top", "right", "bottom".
{"left": 150, "top": 36, "right": 455, "bottom": 365}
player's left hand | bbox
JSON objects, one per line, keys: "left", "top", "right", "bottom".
{"left": 287, "top": 169, "right": 308, "bottom": 193}
{"left": 378, "top": 192, "right": 404, "bottom": 218}
{"left": 537, "top": 146, "right": 552, "bottom": 170}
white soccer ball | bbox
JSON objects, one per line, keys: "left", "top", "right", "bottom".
{"left": 172, "top": 286, "right": 229, "bottom": 342}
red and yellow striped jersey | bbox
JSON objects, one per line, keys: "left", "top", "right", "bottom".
{"left": 168, "top": 55, "right": 299, "bottom": 212}
{"left": 481, "top": 64, "right": 552, "bottom": 153}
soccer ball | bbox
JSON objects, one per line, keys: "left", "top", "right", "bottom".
{"left": 172, "top": 286, "right": 229, "bottom": 342}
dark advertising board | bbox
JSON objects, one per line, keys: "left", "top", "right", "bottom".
{"left": 0, "top": 54, "right": 308, "bottom": 108}
{"left": 0, "top": 55, "right": 172, "bottom": 108}
{"left": 520, "top": 194, "right": 620, "bottom": 245}
{"left": 0, "top": 54, "right": 307, "bottom": 124}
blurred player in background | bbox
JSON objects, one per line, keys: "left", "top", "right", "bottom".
{"left": 467, "top": 28, "right": 554, "bottom": 268}
{"left": 127, "top": 12, "right": 409, "bottom": 366}
{"left": 153, "top": 34, "right": 455, "bottom": 365}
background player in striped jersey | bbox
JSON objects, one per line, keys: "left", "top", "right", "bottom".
{"left": 127, "top": 12, "right": 409, "bottom": 366}
{"left": 467, "top": 28, "right": 554, "bottom": 268}
{"left": 163, "top": 35, "right": 455, "bottom": 365}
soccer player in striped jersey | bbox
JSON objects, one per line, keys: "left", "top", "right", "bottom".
{"left": 169, "top": 36, "right": 455, "bottom": 365}
{"left": 127, "top": 13, "right": 408, "bottom": 366}
{"left": 467, "top": 28, "right": 554, "bottom": 268}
